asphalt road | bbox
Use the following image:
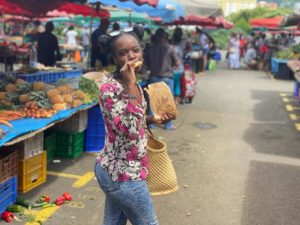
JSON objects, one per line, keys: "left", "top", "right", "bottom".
{"left": 4, "top": 64, "right": 300, "bottom": 225}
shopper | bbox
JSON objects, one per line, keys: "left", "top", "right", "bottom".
{"left": 172, "top": 27, "right": 185, "bottom": 105}
{"left": 196, "top": 27, "right": 209, "bottom": 73}
{"left": 91, "top": 19, "right": 110, "bottom": 68}
{"left": 80, "top": 25, "right": 90, "bottom": 60}
{"left": 37, "top": 22, "right": 61, "bottom": 67}
{"left": 228, "top": 32, "right": 240, "bottom": 69}
{"left": 65, "top": 26, "right": 78, "bottom": 61}
{"left": 144, "top": 28, "right": 180, "bottom": 130}
{"left": 94, "top": 29, "right": 173, "bottom": 225}
{"left": 244, "top": 44, "right": 257, "bottom": 70}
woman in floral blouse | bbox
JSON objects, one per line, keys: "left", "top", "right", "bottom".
{"left": 94, "top": 28, "right": 173, "bottom": 225}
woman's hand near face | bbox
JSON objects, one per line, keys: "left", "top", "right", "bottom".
{"left": 120, "top": 61, "right": 136, "bottom": 86}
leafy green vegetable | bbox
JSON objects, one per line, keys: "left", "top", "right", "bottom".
{"left": 79, "top": 77, "right": 99, "bottom": 101}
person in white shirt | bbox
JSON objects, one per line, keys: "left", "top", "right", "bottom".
{"left": 65, "top": 26, "right": 78, "bottom": 60}
{"left": 80, "top": 26, "right": 90, "bottom": 60}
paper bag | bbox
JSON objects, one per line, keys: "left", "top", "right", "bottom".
{"left": 145, "top": 82, "right": 177, "bottom": 119}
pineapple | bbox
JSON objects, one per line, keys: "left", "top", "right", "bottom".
{"left": 15, "top": 78, "right": 26, "bottom": 85}
{"left": 0, "top": 73, "right": 16, "bottom": 91}
{"left": 33, "top": 82, "right": 46, "bottom": 91}
{"left": 5, "top": 83, "right": 17, "bottom": 93}
{"left": 19, "top": 94, "right": 30, "bottom": 104}
{"left": 71, "top": 99, "right": 83, "bottom": 108}
{"left": 0, "top": 92, "right": 8, "bottom": 100}
{"left": 50, "top": 95, "right": 64, "bottom": 104}
{"left": 0, "top": 99, "right": 12, "bottom": 107}
{"left": 56, "top": 86, "right": 69, "bottom": 94}
{"left": 73, "top": 90, "right": 85, "bottom": 100}
{"left": 52, "top": 103, "right": 67, "bottom": 111}
{"left": 46, "top": 89, "right": 60, "bottom": 99}
{"left": 62, "top": 94, "right": 73, "bottom": 103}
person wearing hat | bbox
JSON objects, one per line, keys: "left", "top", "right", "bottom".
{"left": 91, "top": 19, "right": 110, "bottom": 68}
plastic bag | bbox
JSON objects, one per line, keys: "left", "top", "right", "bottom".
{"left": 209, "top": 60, "right": 217, "bottom": 71}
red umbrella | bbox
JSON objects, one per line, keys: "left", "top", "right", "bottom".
{"left": 0, "top": 0, "right": 33, "bottom": 17}
{"left": 55, "top": 2, "right": 110, "bottom": 18}
{"left": 249, "top": 16, "right": 284, "bottom": 29}
{"left": 120, "top": 0, "right": 158, "bottom": 7}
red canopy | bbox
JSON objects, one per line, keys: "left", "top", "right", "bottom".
{"left": 249, "top": 16, "right": 284, "bottom": 29}
{"left": 169, "top": 15, "right": 234, "bottom": 29}
{"left": 55, "top": 2, "right": 110, "bottom": 18}
{"left": 120, "top": 0, "right": 158, "bottom": 7}
{"left": 9, "top": 0, "right": 62, "bottom": 16}
{"left": 0, "top": 0, "right": 33, "bottom": 17}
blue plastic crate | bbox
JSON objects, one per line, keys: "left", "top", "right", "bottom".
{"left": 85, "top": 134, "right": 105, "bottom": 152}
{"left": 85, "top": 105, "right": 106, "bottom": 152}
{"left": 0, "top": 176, "right": 18, "bottom": 214}
{"left": 278, "top": 63, "right": 294, "bottom": 80}
{"left": 16, "top": 69, "right": 82, "bottom": 84}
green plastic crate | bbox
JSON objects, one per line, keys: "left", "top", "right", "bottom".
{"left": 55, "top": 131, "right": 84, "bottom": 159}
{"left": 44, "top": 132, "right": 56, "bottom": 163}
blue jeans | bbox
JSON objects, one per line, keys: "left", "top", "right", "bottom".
{"left": 148, "top": 76, "right": 174, "bottom": 129}
{"left": 94, "top": 162, "right": 158, "bottom": 225}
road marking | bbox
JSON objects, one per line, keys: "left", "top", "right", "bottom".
{"left": 24, "top": 206, "right": 60, "bottom": 225}
{"left": 47, "top": 171, "right": 81, "bottom": 179}
{"left": 47, "top": 171, "right": 95, "bottom": 188}
{"left": 72, "top": 172, "right": 95, "bottom": 188}
{"left": 286, "top": 105, "right": 294, "bottom": 111}
{"left": 290, "top": 114, "right": 299, "bottom": 120}
{"left": 280, "top": 93, "right": 291, "bottom": 97}
{"left": 295, "top": 123, "right": 300, "bottom": 131}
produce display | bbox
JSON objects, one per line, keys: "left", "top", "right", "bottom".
{"left": 275, "top": 44, "right": 300, "bottom": 60}
{"left": 0, "top": 73, "right": 87, "bottom": 120}
{"left": 287, "top": 60, "right": 300, "bottom": 73}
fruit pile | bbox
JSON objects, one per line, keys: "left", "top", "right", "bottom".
{"left": 0, "top": 74, "right": 87, "bottom": 118}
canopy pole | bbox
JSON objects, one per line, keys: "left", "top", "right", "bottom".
{"left": 87, "top": 16, "right": 93, "bottom": 70}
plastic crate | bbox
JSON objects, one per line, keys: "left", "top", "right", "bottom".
{"left": 0, "top": 176, "right": 18, "bottom": 214}
{"left": 0, "top": 150, "right": 18, "bottom": 184}
{"left": 278, "top": 63, "right": 294, "bottom": 80}
{"left": 16, "top": 69, "right": 82, "bottom": 84}
{"left": 18, "top": 132, "right": 44, "bottom": 159}
{"left": 85, "top": 105, "right": 105, "bottom": 152}
{"left": 54, "top": 110, "right": 88, "bottom": 132}
{"left": 55, "top": 131, "right": 84, "bottom": 159}
{"left": 18, "top": 152, "right": 47, "bottom": 193}
{"left": 85, "top": 134, "right": 105, "bottom": 152}
{"left": 44, "top": 132, "right": 56, "bottom": 163}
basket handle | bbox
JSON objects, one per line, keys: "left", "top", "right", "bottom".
{"left": 146, "top": 125, "right": 154, "bottom": 139}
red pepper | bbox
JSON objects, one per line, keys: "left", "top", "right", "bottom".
{"left": 62, "top": 192, "right": 72, "bottom": 201}
{"left": 55, "top": 196, "right": 65, "bottom": 206}
{"left": 39, "top": 195, "right": 50, "bottom": 203}
{"left": 2, "top": 211, "right": 14, "bottom": 223}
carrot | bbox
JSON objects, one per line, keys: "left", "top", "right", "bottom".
{"left": 0, "top": 119, "right": 12, "bottom": 127}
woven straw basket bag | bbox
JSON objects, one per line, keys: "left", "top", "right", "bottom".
{"left": 146, "top": 131, "right": 179, "bottom": 196}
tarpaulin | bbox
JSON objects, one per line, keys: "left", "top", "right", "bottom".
{"left": 88, "top": 0, "right": 185, "bottom": 22}
{"left": 0, "top": 103, "right": 96, "bottom": 148}
{"left": 250, "top": 16, "right": 284, "bottom": 29}
{"left": 53, "top": 2, "right": 110, "bottom": 18}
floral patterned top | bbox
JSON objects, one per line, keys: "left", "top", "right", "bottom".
{"left": 96, "top": 75, "right": 149, "bottom": 182}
